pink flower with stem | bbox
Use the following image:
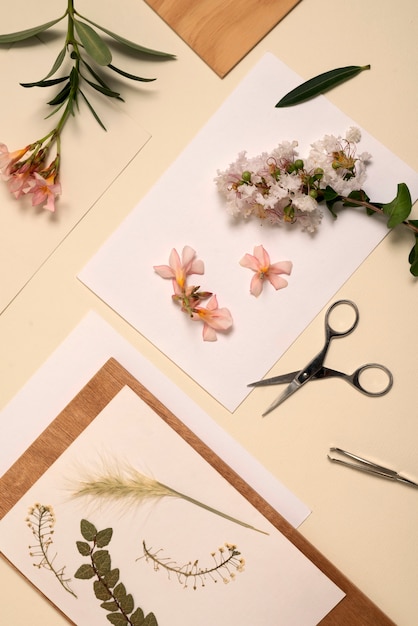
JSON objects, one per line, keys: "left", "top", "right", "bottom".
{"left": 153, "top": 246, "right": 204, "bottom": 289}
{"left": 191, "top": 294, "right": 233, "bottom": 342}
{"left": 240, "top": 244, "right": 292, "bottom": 297}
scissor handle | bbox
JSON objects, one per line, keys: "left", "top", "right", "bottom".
{"left": 325, "top": 299, "right": 359, "bottom": 338}
{"left": 350, "top": 363, "right": 394, "bottom": 396}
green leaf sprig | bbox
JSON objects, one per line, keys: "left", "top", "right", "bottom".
{"left": 0, "top": 1, "right": 175, "bottom": 211}
{"left": 75, "top": 519, "right": 158, "bottom": 626}
{"left": 276, "top": 64, "right": 370, "bottom": 107}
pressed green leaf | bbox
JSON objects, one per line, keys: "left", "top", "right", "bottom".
{"left": 101, "top": 600, "right": 119, "bottom": 612}
{"left": 107, "top": 613, "right": 128, "bottom": 626}
{"left": 408, "top": 236, "right": 418, "bottom": 276}
{"left": 107, "top": 63, "right": 155, "bottom": 83}
{"left": 93, "top": 549, "right": 111, "bottom": 575}
{"left": 94, "top": 579, "right": 112, "bottom": 601}
{"left": 76, "top": 541, "right": 91, "bottom": 556}
{"left": 276, "top": 64, "right": 371, "bottom": 108}
{"left": 103, "top": 568, "right": 120, "bottom": 588}
{"left": 119, "top": 593, "right": 134, "bottom": 615}
{"left": 75, "top": 13, "right": 175, "bottom": 58}
{"left": 74, "top": 563, "right": 95, "bottom": 580}
{"left": 96, "top": 527, "right": 113, "bottom": 548}
{"left": 80, "top": 519, "right": 97, "bottom": 542}
{"left": 0, "top": 15, "right": 65, "bottom": 44}
{"left": 113, "top": 582, "right": 127, "bottom": 602}
{"left": 143, "top": 613, "right": 158, "bottom": 626}
{"left": 74, "top": 19, "right": 112, "bottom": 66}
{"left": 20, "top": 76, "right": 69, "bottom": 88}
{"left": 382, "top": 182, "right": 412, "bottom": 228}
{"left": 81, "top": 59, "right": 110, "bottom": 89}
{"left": 130, "top": 607, "right": 145, "bottom": 625}
{"left": 79, "top": 90, "right": 107, "bottom": 130}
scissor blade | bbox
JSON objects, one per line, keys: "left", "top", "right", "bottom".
{"left": 262, "top": 379, "right": 301, "bottom": 417}
{"left": 248, "top": 371, "right": 298, "bottom": 387}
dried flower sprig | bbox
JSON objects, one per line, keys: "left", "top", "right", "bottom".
{"left": 75, "top": 519, "right": 158, "bottom": 626}
{"left": 154, "top": 245, "right": 233, "bottom": 341}
{"left": 140, "top": 541, "right": 245, "bottom": 590}
{"left": 70, "top": 460, "right": 268, "bottom": 535}
{"left": 26, "top": 503, "right": 77, "bottom": 597}
{"left": 0, "top": 0, "right": 175, "bottom": 211}
{"left": 215, "top": 128, "right": 418, "bottom": 275}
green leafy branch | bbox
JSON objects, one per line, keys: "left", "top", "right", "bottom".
{"left": 0, "top": 0, "right": 175, "bottom": 131}
{"left": 323, "top": 183, "right": 418, "bottom": 275}
{"left": 75, "top": 519, "right": 158, "bottom": 626}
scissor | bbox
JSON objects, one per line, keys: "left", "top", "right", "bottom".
{"left": 248, "top": 299, "right": 393, "bottom": 417}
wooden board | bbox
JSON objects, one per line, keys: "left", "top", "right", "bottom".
{"left": 0, "top": 358, "right": 395, "bottom": 625}
{"left": 144, "top": 0, "right": 301, "bottom": 77}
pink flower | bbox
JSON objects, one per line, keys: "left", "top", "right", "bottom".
{"left": 240, "top": 244, "right": 292, "bottom": 297}
{"left": 26, "top": 173, "right": 61, "bottom": 212}
{"left": 0, "top": 143, "right": 30, "bottom": 176}
{"left": 191, "top": 294, "right": 233, "bottom": 341}
{"left": 153, "top": 246, "right": 204, "bottom": 289}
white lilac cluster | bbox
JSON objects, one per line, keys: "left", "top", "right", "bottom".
{"left": 215, "top": 128, "right": 371, "bottom": 233}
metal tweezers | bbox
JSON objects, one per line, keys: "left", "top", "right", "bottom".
{"left": 327, "top": 447, "right": 418, "bottom": 488}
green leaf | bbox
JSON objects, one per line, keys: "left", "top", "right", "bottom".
{"left": 276, "top": 64, "right": 371, "bottom": 107}
{"left": 119, "top": 593, "right": 134, "bottom": 615}
{"left": 96, "top": 528, "right": 113, "bottom": 548}
{"left": 103, "top": 568, "right": 120, "bottom": 588}
{"left": 107, "top": 614, "right": 128, "bottom": 626}
{"left": 76, "top": 541, "right": 91, "bottom": 556}
{"left": 113, "top": 582, "right": 127, "bottom": 602}
{"left": 41, "top": 46, "right": 67, "bottom": 81}
{"left": 408, "top": 236, "right": 418, "bottom": 276}
{"left": 47, "top": 81, "right": 71, "bottom": 105}
{"left": 107, "top": 63, "right": 156, "bottom": 83}
{"left": 382, "top": 183, "right": 412, "bottom": 228}
{"left": 75, "top": 13, "right": 175, "bottom": 58}
{"left": 82, "top": 75, "right": 123, "bottom": 100}
{"left": 94, "top": 579, "right": 112, "bottom": 601}
{"left": 74, "top": 19, "right": 112, "bottom": 66}
{"left": 93, "top": 549, "right": 111, "bottom": 575}
{"left": 80, "top": 519, "right": 97, "bottom": 542}
{"left": 130, "top": 608, "right": 145, "bottom": 625}
{"left": 20, "top": 76, "right": 69, "bottom": 88}
{"left": 323, "top": 186, "right": 341, "bottom": 218}
{"left": 101, "top": 600, "right": 119, "bottom": 612}
{"left": 74, "top": 563, "right": 95, "bottom": 580}
{"left": 143, "top": 613, "right": 159, "bottom": 626}
{"left": 79, "top": 89, "right": 107, "bottom": 130}
{"left": 0, "top": 15, "right": 65, "bottom": 44}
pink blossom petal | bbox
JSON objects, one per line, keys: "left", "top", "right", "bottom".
{"left": 202, "top": 324, "right": 218, "bottom": 341}
{"left": 153, "top": 264, "right": 175, "bottom": 279}
{"left": 250, "top": 274, "right": 264, "bottom": 297}
{"left": 269, "top": 260, "right": 293, "bottom": 275}
{"left": 253, "top": 244, "right": 270, "bottom": 267}
{"left": 239, "top": 253, "right": 260, "bottom": 272}
{"left": 267, "top": 274, "right": 289, "bottom": 290}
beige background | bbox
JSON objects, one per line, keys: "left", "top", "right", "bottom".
{"left": 1, "top": 0, "right": 417, "bottom": 624}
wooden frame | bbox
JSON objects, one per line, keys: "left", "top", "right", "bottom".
{"left": 144, "top": 0, "right": 301, "bottom": 77}
{"left": 0, "top": 358, "right": 394, "bottom": 624}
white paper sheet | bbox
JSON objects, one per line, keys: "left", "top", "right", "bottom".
{"left": 78, "top": 53, "right": 418, "bottom": 411}
{"left": 0, "top": 311, "right": 310, "bottom": 528}
{"left": 0, "top": 40, "right": 150, "bottom": 313}
{"left": 0, "top": 386, "right": 345, "bottom": 625}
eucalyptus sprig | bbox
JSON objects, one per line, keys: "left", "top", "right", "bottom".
{"left": 75, "top": 519, "right": 158, "bottom": 626}
{"left": 0, "top": 1, "right": 175, "bottom": 211}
